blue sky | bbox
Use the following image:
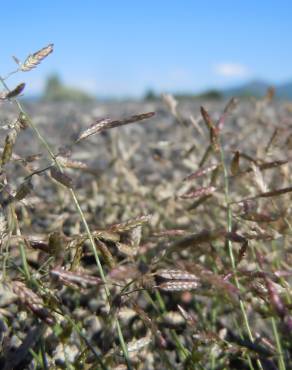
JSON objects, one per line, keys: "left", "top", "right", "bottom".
{"left": 1, "top": 1, "right": 291, "bottom": 97}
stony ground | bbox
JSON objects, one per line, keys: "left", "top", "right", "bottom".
{"left": 0, "top": 96, "right": 291, "bottom": 369}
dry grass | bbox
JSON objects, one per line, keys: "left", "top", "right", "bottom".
{"left": 0, "top": 45, "right": 291, "bottom": 369}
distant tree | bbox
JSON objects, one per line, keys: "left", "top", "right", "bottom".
{"left": 198, "top": 89, "right": 222, "bottom": 100}
{"left": 43, "top": 74, "right": 95, "bottom": 102}
{"left": 143, "top": 89, "right": 157, "bottom": 101}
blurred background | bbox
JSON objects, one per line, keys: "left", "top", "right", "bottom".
{"left": 1, "top": 0, "right": 292, "bottom": 101}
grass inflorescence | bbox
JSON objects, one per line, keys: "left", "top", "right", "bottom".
{"left": 0, "top": 44, "right": 291, "bottom": 369}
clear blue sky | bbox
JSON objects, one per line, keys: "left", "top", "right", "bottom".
{"left": 1, "top": 1, "right": 291, "bottom": 97}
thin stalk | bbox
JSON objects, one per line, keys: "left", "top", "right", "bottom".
{"left": 218, "top": 142, "right": 263, "bottom": 370}
{"left": 154, "top": 290, "right": 191, "bottom": 361}
{"left": 9, "top": 204, "right": 31, "bottom": 281}
{"left": 40, "top": 338, "right": 49, "bottom": 370}
{"left": 0, "top": 76, "right": 131, "bottom": 369}
{"left": 251, "top": 243, "right": 287, "bottom": 370}
{"left": 271, "top": 317, "right": 286, "bottom": 370}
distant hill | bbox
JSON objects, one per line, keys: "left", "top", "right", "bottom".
{"left": 222, "top": 79, "right": 292, "bottom": 99}
{"left": 276, "top": 81, "right": 292, "bottom": 99}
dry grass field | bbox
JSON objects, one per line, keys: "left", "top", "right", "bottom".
{"left": 0, "top": 45, "right": 291, "bottom": 370}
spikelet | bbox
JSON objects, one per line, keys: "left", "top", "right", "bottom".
{"left": 12, "top": 281, "right": 54, "bottom": 325}
{"left": 180, "top": 186, "right": 216, "bottom": 199}
{"left": 217, "top": 97, "right": 238, "bottom": 130}
{"left": 1, "top": 122, "right": 22, "bottom": 166}
{"left": 56, "top": 155, "right": 89, "bottom": 170}
{"left": 154, "top": 269, "right": 200, "bottom": 292}
{"left": 0, "top": 115, "right": 28, "bottom": 167}
{"left": 14, "top": 179, "right": 33, "bottom": 202}
{"left": 20, "top": 44, "right": 54, "bottom": 72}
{"left": 109, "top": 214, "right": 152, "bottom": 233}
{"left": 17, "top": 112, "right": 29, "bottom": 129}
{"left": 230, "top": 151, "right": 240, "bottom": 176}
{"left": 0, "top": 210, "right": 7, "bottom": 247}
{"left": 155, "top": 269, "right": 200, "bottom": 281}
{"left": 153, "top": 229, "right": 186, "bottom": 237}
{"left": 121, "top": 334, "right": 151, "bottom": 355}
{"left": 50, "top": 166, "right": 74, "bottom": 188}
{"left": 232, "top": 186, "right": 292, "bottom": 204}
{"left": 50, "top": 267, "right": 103, "bottom": 288}
{"left": 95, "top": 239, "right": 116, "bottom": 268}
{"left": 1, "top": 131, "right": 17, "bottom": 166}
{"left": 183, "top": 164, "right": 218, "bottom": 182}
{"left": 162, "top": 93, "right": 178, "bottom": 117}
{"left": 0, "top": 83, "right": 25, "bottom": 100}
{"left": 116, "top": 242, "right": 137, "bottom": 257}
{"left": 251, "top": 163, "right": 268, "bottom": 193}
{"left": 157, "top": 280, "right": 199, "bottom": 292}
{"left": 200, "top": 106, "right": 219, "bottom": 151}
{"left": 76, "top": 112, "right": 155, "bottom": 142}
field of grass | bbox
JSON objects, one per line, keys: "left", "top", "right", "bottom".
{"left": 0, "top": 45, "right": 291, "bottom": 370}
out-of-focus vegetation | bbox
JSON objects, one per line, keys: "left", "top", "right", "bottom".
{"left": 42, "top": 73, "right": 95, "bottom": 102}
{"left": 144, "top": 89, "right": 223, "bottom": 102}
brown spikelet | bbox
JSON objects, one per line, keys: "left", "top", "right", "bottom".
{"left": 0, "top": 83, "right": 25, "bottom": 100}
{"left": 230, "top": 151, "right": 240, "bottom": 176}
{"left": 154, "top": 269, "right": 200, "bottom": 292}
{"left": 237, "top": 239, "right": 248, "bottom": 264}
{"left": 232, "top": 186, "right": 292, "bottom": 204}
{"left": 181, "top": 186, "right": 216, "bottom": 199}
{"left": 50, "top": 166, "right": 74, "bottom": 188}
{"left": 20, "top": 44, "right": 54, "bottom": 72}
{"left": 240, "top": 211, "right": 281, "bottom": 223}
{"left": 12, "top": 281, "right": 54, "bottom": 325}
{"left": 237, "top": 159, "right": 289, "bottom": 177}
{"left": 26, "top": 236, "right": 49, "bottom": 253}
{"left": 95, "top": 239, "right": 116, "bottom": 268}
{"left": 56, "top": 155, "right": 89, "bottom": 170}
{"left": 76, "top": 112, "right": 155, "bottom": 142}
{"left": 17, "top": 112, "right": 29, "bottom": 129}
{"left": 153, "top": 229, "right": 187, "bottom": 237}
{"left": 157, "top": 280, "right": 199, "bottom": 291}
{"left": 183, "top": 164, "right": 219, "bottom": 182}
{"left": 200, "top": 106, "right": 219, "bottom": 150}
{"left": 155, "top": 269, "right": 199, "bottom": 281}
{"left": 48, "top": 231, "right": 65, "bottom": 264}
{"left": 1, "top": 122, "right": 22, "bottom": 166}
{"left": 14, "top": 179, "right": 32, "bottom": 202}
{"left": 50, "top": 267, "right": 103, "bottom": 288}
{"left": 109, "top": 214, "right": 152, "bottom": 233}
{"left": 200, "top": 106, "right": 214, "bottom": 131}
{"left": 217, "top": 97, "right": 238, "bottom": 130}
